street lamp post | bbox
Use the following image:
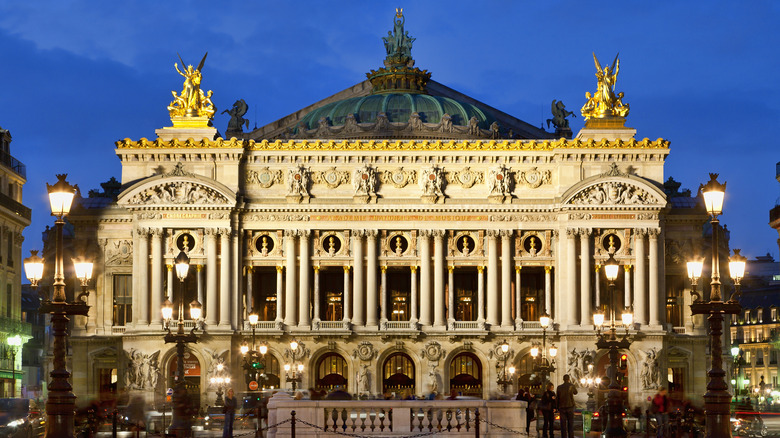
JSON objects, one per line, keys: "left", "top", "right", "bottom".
{"left": 579, "top": 376, "right": 602, "bottom": 412}
{"left": 530, "top": 313, "right": 557, "bottom": 388}
{"left": 593, "top": 253, "right": 633, "bottom": 438}
{"left": 24, "top": 174, "right": 94, "bottom": 438}
{"left": 688, "top": 173, "right": 742, "bottom": 438}
{"left": 241, "top": 312, "right": 268, "bottom": 391}
{"left": 209, "top": 363, "right": 230, "bottom": 406}
{"left": 162, "top": 250, "right": 202, "bottom": 438}
{"left": 6, "top": 335, "right": 22, "bottom": 398}
{"left": 284, "top": 340, "right": 304, "bottom": 391}
{"left": 496, "top": 340, "right": 516, "bottom": 393}
{"left": 730, "top": 346, "right": 745, "bottom": 399}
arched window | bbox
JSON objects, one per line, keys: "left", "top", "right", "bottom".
{"left": 449, "top": 352, "right": 482, "bottom": 397}
{"left": 382, "top": 353, "right": 415, "bottom": 395}
{"left": 516, "top": 353, "right": 542, "bottom": 392}
{"left": 316, "top": 353, "right": 348, "bottom": 391}
{"left": 263, "top": 355, "right": 281, "bottom": 390}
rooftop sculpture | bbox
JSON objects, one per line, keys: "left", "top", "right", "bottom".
{"left": 581, "top": 53, "right": 629, "bottom": 121}
{"left": 168, "top": 53, "right": 216, "bottom": 121}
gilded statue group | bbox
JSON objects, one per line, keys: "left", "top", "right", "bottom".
{"left": 581, "top": 53, "right": 630, "bottom": 120}
{"left": 168, "top": 53, "right": 216, "bottom": 119}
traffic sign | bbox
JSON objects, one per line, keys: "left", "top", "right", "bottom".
{"left": 249, "top": 381, "right": 258, "bottom": 391}
{"left": 166, "top": 387, "right": 174, "bottom": 396}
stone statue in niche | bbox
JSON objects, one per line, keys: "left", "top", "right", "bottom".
{"left": 124, "top": 349, "right": 160, "bottom": 390}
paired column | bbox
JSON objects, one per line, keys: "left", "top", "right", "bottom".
{"left": 135, "top": 228, "right": 149, "bottom": 325}
{"left": 447, "top": 266, "right": 455, "bottom": 326}
{"left": 275, "top": 266, "right": 284, "bottom": 323}
{"left": 366, "top": 231, "right": 378, "bottom": 327}
{"left": 594, "top": 265, "right": 601, "bottom": 308}
{"left": 566, "top": 229, "right": 578, "bottom": 326}
{"left": 477, "top": 266, "right": 485, "bottom": 324}
{"left": 299, "top": 231, "right": 311, "bottom": 327}
{"left": 380, "top": 266, "right": 388, "bottom": 324}
{"left": 410, "top": 266, "right": 418, "bottom": 324}
{"left": 580, "top": 229, "right": 592, "bottom": 327}
{"left": 352, "top": 231, "right": 365, "bottom": 326}
{"left": 623, "top": 265, "right": 632, "bottom": 310}
{"left": 284, "top": 230, "right": 298, "bottom": 326}
{"left": 419, "top": 231, "right": 432, "bottom": 326}
{"left": 648, "top": 229, "right": 661, "bottom": 326}
{"left": 486, "top": 231, "right": 499, "bottom": 327}
{"left": 312, "top": 266, "right": 321, "bottom": 324}
{"left": 433, "top": 231, "right": 446, "bottom": 327}
{"left": 634, "top": 229, "right": 647, "bottom": 326}
{"left": 515, "top": 266, "right": 522, "bottom": 325}
{"left": 205, "top": 229, "right": 218, "bottom": 326}
{"left": 219, "top": 229, "right": 231, "bottom": 328}
{"left": 501, "top": 231, "right": 513, "bottom": 327}
{"left": 150, "top": 229, "right": 163, "bottom": 326}
{"left": 246, "top": 266, "right": 254, "bottom": 314}
{"left": 544, "top": 266, "right": 552, "bottom": 317}
{"left": 343, "top": 266, "right": 352, "bottom": 323}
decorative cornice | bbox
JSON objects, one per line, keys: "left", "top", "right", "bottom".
{"left": 116, "top": 137, "right": 248, "bottom": 149}
{"left": 248, "top": 138, "right": 669, "bottom": 152}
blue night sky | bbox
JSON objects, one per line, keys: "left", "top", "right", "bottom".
{"left": 1, "top": 1, "right": 779, "bottom": 266}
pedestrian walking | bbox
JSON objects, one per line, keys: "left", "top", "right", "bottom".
{"left": 556, "top": 374, "right": 577, "bottom": 438}
{"left": 651, "top": 387, "right": 669, "bottom": 438}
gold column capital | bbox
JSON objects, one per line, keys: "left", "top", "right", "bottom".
{"left": 448, "top": 266, "right": 454, "bottom": 273}
{"left": 246, "top": 265, "right": 254, "bottom": 273}
{"left": 544, "top": 266, "right": 552, "bottom": 274}
{"left": 477, "top": 266, "right": 484, "bottom": 274}
{"left": 196, "top": 264, "right": 203, "bottom": 272}
{"left": 594, "top": 264, "right": 601, "bottom": 272}
{"left": 166, "top": 264, "right": 172, "bottom": 271}
{"left": 381, "top": 266, "right": 387, "bottom": 273}
{"left": 276, "top": 265, "right": 284, "bottom": 274}
{"left": 410, "top": 265, "right": 418, "bottom": 273}
{"left": 344, "top": 265, "right": 352, "bottom": 273}
{"left": 515, "top": 265, "right": 522, "bottom": 273}
{"left": 313, "top": 265, "right": 320, "bottom": 273}
{"left": 624, "top": 264, "right": 632, "bottom": 272}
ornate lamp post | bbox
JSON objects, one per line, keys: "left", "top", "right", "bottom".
{"left": 495, "top": 340, "right": 516, "bottom": 393}
{"left": 688, "top": 173, "right": 741, "bottom": 438}
{"left": 530, "top": 313, "right": 557, "bottom": 387}
{"left": 209, "top": 363, "right": 231, "bottom": 406}
{"left": 580, "top": 376, "right": 602, "bottom": 412}
{"left": 25, "top": 174, "right": 94, "bottom": 438}
{"left": 6, "top": 334, "right": 22, "bottom": 398}
{"left": 284, "top": 340, "right": 304, "bottom": 391}
{"left": 241, "top": 311, "right": 268, "bottom": 391}
{"left": 593, "top": 253, "right": 632, "bottom": 438}
{"left": 162, "top": 250, "right": 202, "bottom": 438}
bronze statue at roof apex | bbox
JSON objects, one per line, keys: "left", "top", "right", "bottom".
{"left": 382, "top": 8, "right": 416, "bottom": 68}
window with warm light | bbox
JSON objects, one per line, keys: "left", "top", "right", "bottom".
{"left": 113, "top": 274, "right": 132, "bottom": 326}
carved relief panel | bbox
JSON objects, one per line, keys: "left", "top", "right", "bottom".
{"left": 381, "top": 231, "right": 416, "bottom": 257}
{"left": 448, "top": 230, "right": 484, "bottom": 257}
{"left": 313, "top": 230, "right": 351, "bottom": 257}
{"left": 516, "top": 230, "right": 553, "bottom": 258}
{"left": 166, "top": 229, "right": 204, "bottom": 257}
{"left": 246, "top": 231, "right": 283, "bottom": 257}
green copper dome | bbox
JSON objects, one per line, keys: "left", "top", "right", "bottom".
{"left": 298, "top": 93, "right": 497, "bottom": 130}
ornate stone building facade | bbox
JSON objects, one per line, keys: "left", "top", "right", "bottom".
{"left": 63, "top": 12, "right": 711, "bottom": 409}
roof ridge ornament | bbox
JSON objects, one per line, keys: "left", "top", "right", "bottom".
{"left": 581, "top": 53, "right": 630, "bottom": 128}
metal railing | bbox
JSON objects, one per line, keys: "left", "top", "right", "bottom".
{"left": 0, "top": 191, "right": 30, "bottom": 221}
{"left": 0, "top": 150, "right": 25, "bottom": 179}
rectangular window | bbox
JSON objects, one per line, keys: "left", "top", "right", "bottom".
{"left": 772, "top": 308, "right": 777, "bottom": 321}
{"left": 745, "top": 310, "right": 751, "bottom": 323}
{"left": 113, "top": 274, "right": 132, "bottom": 326}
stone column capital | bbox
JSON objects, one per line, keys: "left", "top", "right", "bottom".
{"left": 365, "top": 229, "right": 378, "bottom": 238}
{"left": 499, "top": 230, "right": 513, "bottom": 239}
{"left": 486, "top": 229, "right": 501, "bottom": 238}
{"left": 647, "top": 228, "right": 661, "bottom": 238}
{"left": 579, "top": 228, "right": 592, "bottom": 237}
{"left": 634, "top": 228, "right": 648, "bottom": 237}
{"left": 566, "top": 228, "right": 578, "bottom": 237}
{"left": 149, "top": 227, "right": 164, "bottom": 237}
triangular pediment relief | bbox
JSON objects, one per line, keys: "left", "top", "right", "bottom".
{"left": 562, "top": 166, "right": 666, "bottom": 208}
{"left": 118, "top": 165, "right": 236, "bottom": 208}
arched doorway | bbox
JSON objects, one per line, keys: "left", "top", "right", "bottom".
{"left": 316, "top": 353, "right": 348, "bottom": 391}
{"left": 382, "top": 353, "right": 415, "bottom": 396}
{"left": 516, "top": 354, "right": 543, "bottom": 394}
{"left": 594, "top": 351, "right": 629, "bottom": 408}
{"left": 169, "top": 349, "right": 201, "bottom": 409}
{"left": 449, "top": 352, "right": 482, "bottom": 397}
{"left": 243, "top": 354, "right": 281, "bottom": 391}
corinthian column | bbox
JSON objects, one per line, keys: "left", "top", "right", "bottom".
{"left": 150, "top": 228, "right": 163, "bottom": 326}
{"left": 205, "top": 229, "right": 218, "bottom": 327}
{"left": 624, "top": 265, "right": 632, "bottom": 309}
{"left": 299, "top": 230, "right": 311, "bottom": 327}
{"left": 219, "top": 229, "right": 231, "bottom": 328}
{"left": 433, "top": 230, "right": 446, "bottom": 328}
{"left": 501, "top": 230, "right": 513, "bottom": 327}
{"left": 276, "top": 266, "right": 284, "bottom": 323}
{"left": 419, "top": 231, "right": 432, "bottom": 326}
{"left": 566, "top": 229, "right": 577, "bottom": 327}
{"left": 380, "top": 266, "right": 388, "bottom": 324}
{"left": 515, "top": 266, "right": 522, "bottom": 325}
{"left": 343, "top": 266, "right": 351, "bottom": 323}
{"left": 486, "top": 230, "right": 499, "bottom": 327}
{"left": 246, "top": 266, "right": 254, "bottom": 315}
{"left": 352, "top": 230, "right": 365, "bottom": 326}
{"left": 313, "top": 266, "right": 321, "bottom": 324}
{"left": 477, "top": 266, "right": 485, "bottom": 325}
{"left": 580, "top": 229, "right": 592, "bottom": 327}
{"left": 634, "top": 229, "right": 647, "bottom": 326}
{"left": 410, "top": 266, "right": 418, "bottom": 324}
{"left": 136, "top": 228, "right": 149, "bottom": 326}
{"left": 648, "top": 229, "right": 661, "bottom": 326}
{"left": 448, "top": 266, "right": 455, "bottom": 326}
{"left": 284, "top": 230, "right": 298, "bottom": 327}
{"left": 366, "top": 230, "right": 378, "bottom": 327}
{"left": 544, "top": 266, "right": 552, "bottom": 317}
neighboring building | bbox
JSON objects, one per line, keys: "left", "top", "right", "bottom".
{"left": 20, "top": 284, "right": 45, "bottom": 400}
{"left": 59, "top": 12, "right": 717, "bottom": 410}
{"left": 0, "top": 125, "right": 32, "bottom": 397}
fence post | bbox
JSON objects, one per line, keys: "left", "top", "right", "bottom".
{"left": 112, "top": 409, "right": 117, "bottom": 438}
{"left": 474, "top": 408, "right": 480, "bottom": 438}
{"left": 291, "top": 410, "right": 296, "bottom": 438}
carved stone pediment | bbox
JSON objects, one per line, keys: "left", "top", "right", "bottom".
{"left": 569, "top": 181, "right": 657, "bottom": 206}
{"left": 127, "top": 181, "right": 230, "bottom": 205}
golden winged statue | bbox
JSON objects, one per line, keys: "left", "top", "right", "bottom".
{"left": 581, "top": 52, "right": 629, "bottom": 120}
{"left": 168, "top": 52, "right": 216, "bottom": 120}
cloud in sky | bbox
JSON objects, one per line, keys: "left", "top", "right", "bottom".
{"left": 1, "top": 1, "right": 779, "bottom": 260}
